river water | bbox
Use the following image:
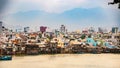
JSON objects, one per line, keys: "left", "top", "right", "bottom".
{"left": 0, "top": 54, "right": 120, "bottom": 68}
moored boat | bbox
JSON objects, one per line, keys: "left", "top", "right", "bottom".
{"left": 0, "top": 55, "right": 12, "bottom": 61}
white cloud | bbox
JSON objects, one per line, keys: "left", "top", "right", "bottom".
{"left": 4, "top": 0, "right": 118, "bottom": 14}
{"left": 3, "top": 0, "right": 85, "bottom": 14}
{"left": 1, "top": 0, "right": 119, "bottom": 31}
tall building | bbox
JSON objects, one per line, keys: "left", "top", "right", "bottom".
{"left": 60, "top": 25, "right": 66, "bottom": 34}
{"left": 112, "top": 27, "right": 119, "bottom": 33}
{"left": 98, "top": 27, "right": 103, "bottom": 33}
{"left": 89, "top": 27, "right": 95, "bottom": 33}
{"left": 15, "top": 25, "right": 23, "bottom": 32}
{"left": 98, "top": 27, "right": 108, "bottom": 33}
{"left": 24, "top": 27, "right": 30, "bottom": 33}
{"left": 0, "top": 21, "right": 2, "bottom": 33}
{"left": 40, "top": 26, "right": 47, "bottom": 33}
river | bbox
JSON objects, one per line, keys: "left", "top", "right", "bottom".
{"left": 0, "top": 54, "right": 120, "bottom": 68}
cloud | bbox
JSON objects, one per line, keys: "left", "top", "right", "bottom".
{"left": 1, "top": 0, "right": 120, "bottom": 31}
{"left": 0, "top": 0, "right": 8, "bottom": 12}
{"left": 3, "top": 0, "right": 85, "bottom": 14}
{"left": 4, "top": 0, "right": 118, "bottom": 15}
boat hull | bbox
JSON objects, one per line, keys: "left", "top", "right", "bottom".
{"left": 0, "top": 56, "right": 12, "bottom": 61}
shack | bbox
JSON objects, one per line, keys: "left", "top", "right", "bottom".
{"left": 25, "top": 44, "right": 39, "bottom": 55}
{"left": 6, "top": 46, "right": 13, "bottom": 55}
{"left": 0, "top": 48, "right": 2, "bottom": 55}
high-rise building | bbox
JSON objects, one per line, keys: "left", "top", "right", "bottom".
{"left": 98, "top": 27, "right": 108, "bottom": 33}
{"left": 0, "top": 21, "right": 2, "bottom": 33}
{"left": 60, "top": 25, "right": 66, "bottom": 34}
{"left": 40, "top": 26, "right": 47, "bottom": 33}
{"left": 112, "top": 27, "right": 119, "bottom": 33}
{"left": 15, "top": 25, "right": 23, "bottom": 32}
{"left": 24, "top": 27, "right": 30, "bottom": 33}
{"left": 98, "top": 27, "right": 103, "bottom": 33}
{"left": 89, "top": 27, "right": 95, "bottom": 33}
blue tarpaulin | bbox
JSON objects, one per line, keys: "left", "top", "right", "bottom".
{"left": 86, "top": 38, "right": 97, "bottom": 46}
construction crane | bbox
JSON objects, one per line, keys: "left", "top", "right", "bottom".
{"left": 108, "top": 0, "right": 120, "bottom": 9}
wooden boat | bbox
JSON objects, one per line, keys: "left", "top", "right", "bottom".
{"left": 0, "top": 55, "right": 12, "bottom": 60}
{"left": 0, "top": 48, "right": 12, "bottom": 61}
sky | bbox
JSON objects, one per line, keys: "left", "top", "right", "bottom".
{"left": 0, "top": 0, "right": 120, "bottom": 31}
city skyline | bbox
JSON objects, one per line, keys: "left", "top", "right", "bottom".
{"left": 0, "top": 0, "right": 120, "bottom": 31}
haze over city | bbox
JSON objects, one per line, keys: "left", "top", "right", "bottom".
{"left": 0, "top": 1, "right": 120, "bottom": 68}
{"left": 0, "top": 0, "right": 120, "bottom": 31}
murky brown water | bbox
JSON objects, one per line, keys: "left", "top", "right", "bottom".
{"left": 0, "top": 54, "right": 120, "bottom": 68}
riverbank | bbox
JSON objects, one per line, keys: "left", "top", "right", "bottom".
{"left": 0, "top": 54, "right": 120, "bottom": 68}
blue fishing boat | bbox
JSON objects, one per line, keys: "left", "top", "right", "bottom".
{"left": 0, "top": 49, "right": 12, "bottom": 61}
{"left": 0, "top": 56, "right": 12, "bottom": 60}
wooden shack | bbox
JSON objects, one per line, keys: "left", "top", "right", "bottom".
{"left": 6, "top": 46, "right": 13, "bottom": 55}
{"left": 0, "top": 48, "right": 2, "bottom": 55}
{"left": 25, "top": 44, "right": 39, "bottom": 55}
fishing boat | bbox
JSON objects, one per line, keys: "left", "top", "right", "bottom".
{"left": 0, "top": 55, "right": 12, "bottom": 60}
{"left": 0, "top": 48, "right": 12, "bottom": 61}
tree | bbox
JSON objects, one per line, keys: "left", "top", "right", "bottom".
{"left": 81, "top": 34, "right": 86, "bottom": 39}
{"left": 108, "top": 0, "right": 120, "bottom": 9}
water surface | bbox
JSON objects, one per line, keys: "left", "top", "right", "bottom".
{"left": 0, "top": 54, "right": 120, "bottom": 68}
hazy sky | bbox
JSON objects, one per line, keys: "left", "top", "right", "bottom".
{"left": 0, "top": 0, "right": 120, "bottom": 31}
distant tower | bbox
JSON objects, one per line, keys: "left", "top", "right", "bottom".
{"left": 98, "top": 27, "right": 108, "bottom": 33}
{"left": 15, "top": 25, "right": 22, "bottom": 32}
{"left": 24, "top": 27, "right": 30, "bottom": 33}
{"left": 0, "top": 21, "right": 2, "bottom": 33}
{"left": 89, "top": 27, "right": 95, "bottom": 33}
{"left": 112, "top": 27, "right": 119, "bottom": 33}
{"left": 98, "top": 27, "right": 103, "bottom": 33}
{"left": 60, "top": 25, "right": 66, "bottom": 34}
{"left": 40, "top": 26, "right": 47, "bottom": 33}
